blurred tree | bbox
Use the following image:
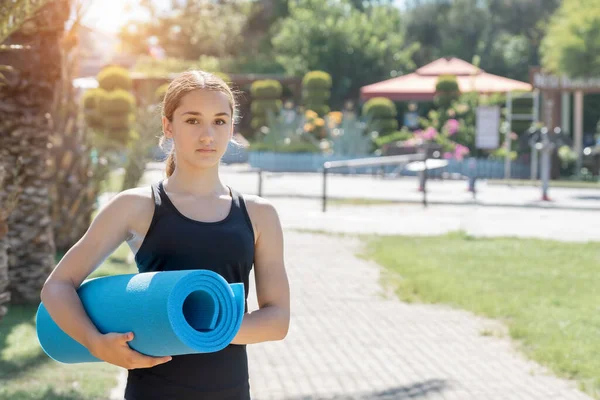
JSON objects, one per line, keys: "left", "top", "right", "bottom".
{"left": 47, "top": 1, "right": 100, "bottom": 254}
{"left": 0, "top": 0, "right": 54, "bottom": 43}
{"left": 271, "top": 0, "right": 416, "bottom": 108}
{"left": 118, "top": 0, "right": 249, "bottom": 61}
{"left": 404, "top": 0, "right": 560, "bottom": 81}
{"left": 541, "top": 0, "right": 600, "bottom": 77}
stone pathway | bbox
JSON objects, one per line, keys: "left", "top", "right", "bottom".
{"left": 244, "top": 231, "right": 592, "bottom": 400}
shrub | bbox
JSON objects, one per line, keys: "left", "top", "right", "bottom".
{"left": 362, "top": 97, "right": 398, "bottom": 136}
{"left": 250, "top": 79, "right": 283, "bottom": 130}
{"left": 302, "top": 71, "right": 332, "bottom": 117}
{"left": 97, "top": 66, "right": 132, "bottom": 92}
{"left": 435, "top": 75, "right": 459, "bottom": 108}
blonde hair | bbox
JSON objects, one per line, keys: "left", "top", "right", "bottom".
{"left": 159, "top": 70, "right": 238, "bottom": 177}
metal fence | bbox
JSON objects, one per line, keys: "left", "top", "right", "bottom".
{"left": 246, "top": 151, "right": 531, "bottom": 179}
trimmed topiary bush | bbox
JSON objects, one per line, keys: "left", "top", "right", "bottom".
{"left": 362, "top": 97, "right": 398, "bottom": 136}
{"left": 302, "top": 71, "right": 332, "bottom": 117}
{"left": 434, "top": 75, "right": 459, "bottom": 108}
{"left": 250, "top": 79, "right": 283, "bottom": 130}
{"left": 97, "top": 65, "right": 133, "bottom": 92}
{"left": 82, "top": 66, "right": 136, "bottom": 146}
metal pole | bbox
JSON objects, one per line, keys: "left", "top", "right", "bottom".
{"left": 322, "top": 167, "right": 328, "bottom": 212}
{"left": 258, "top": 169, "right": 263, "bottom": 197}
{"left": 467, "top": 158, "right": 477, "bottom": 199}
{"left": 531, "top": 148, "right": 538, "bottom": 180}
{"left": 504, "top": 93, "right": 513, "bottom": 181}
{"left": 422, "top": 160, "right": 428, "bottom": 208}
{"left": 561, "top": 91, "right": 570, "bottom": 133}
{"left": 540, "top": 130, "right": 551, "bottom": 201}
{"left": 574, "top": 90, "right": 584, "bottom": 176}
{"left": 533, "top": 90, "right": 540, "bottom": 124}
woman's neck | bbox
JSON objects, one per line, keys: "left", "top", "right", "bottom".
{"left": 165, "top": 165, "right": 227, "bottom": 197}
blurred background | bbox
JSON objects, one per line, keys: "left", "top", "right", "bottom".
{"left": 1, "top": 0, "right": 600, "bottom": 399}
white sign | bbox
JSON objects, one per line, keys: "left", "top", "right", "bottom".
{"left": 476, "top": 106, "right": 500, "bottom": 149}
{"left": 533, "top": 72, "right": 600, "bottom": 90}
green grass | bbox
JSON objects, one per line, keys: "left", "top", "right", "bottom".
{"left": 0, "top": 164, "right": 148, "bottom": 398}
{"left": 362, "top": 231, "right": 600, "bottom": 398}
{"left": 328, "top": 198, "right": 398, "bottom": 206}
{"left": 99, "top": 168, "right": 125, "bottom": 194}
{"left": 487, "top": 179, "right": 600, "bottom": 189}
{"left": 0, "top": 243, "right": 137, "bottom": 399}
{"left": 89, "top": 242, "right": 138, "bottom": 279}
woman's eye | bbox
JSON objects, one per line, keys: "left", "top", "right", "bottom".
{"left": 215, "top": 119, "right": 226, "bottom": 125}
{"left": 185, "top": 118, "right": 199, "bottom": 124}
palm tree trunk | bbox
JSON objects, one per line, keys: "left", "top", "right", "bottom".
{"left": 0, "top": 0, "right": 70, "bottom": 304}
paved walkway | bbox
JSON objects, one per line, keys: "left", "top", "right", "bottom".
{"left": 245, "top": 231, "right": 592, "bottom": 400}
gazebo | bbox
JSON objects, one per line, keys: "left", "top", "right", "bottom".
{"left": 360, "top": 57, "right": 532, "bottom": 101}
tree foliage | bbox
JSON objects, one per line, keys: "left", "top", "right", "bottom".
{"left": 541, "top": 0, "right": 600, "bottom": 77}
{"left": 404, "top": 0, "right": 560, "bottom": 81}
{"left": 271, "top": 0, "right": 416, "bottom": 107}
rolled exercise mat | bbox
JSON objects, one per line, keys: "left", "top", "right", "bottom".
{"left": 36, "top": 269, "right": 245, "bottom": 363}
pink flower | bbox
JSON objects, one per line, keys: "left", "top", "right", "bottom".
{"left": 454, "top": 144, "right": 470, "bottom": 161}
{"left": 443, "top": 152, "right": 453, "bottom": 159}
{"left": 422, "top": 127, "right": 438, "bottom": 140}
{"left": 445, "top": 119, "right": 459, "bottom": 136}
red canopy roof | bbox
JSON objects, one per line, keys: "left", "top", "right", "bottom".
{"left": 360, "top": 57, "right": 532, "bottom": 101}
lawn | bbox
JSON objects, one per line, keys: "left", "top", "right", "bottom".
{"left": 99, "top": 168, "right": 125, "bottom": 194}
{"left": 1, "top": 166, "right": 150, "bottom": 399}
{"left": 362, "top": 231, "right": 600, "bottom": 398}
{"left": 487, "top": 178, "right": 600, "bottom": 189}
{"left": 0, "top": 238, "right": 137, "bottom": 399}
{"left": 328, "top": 198, "right": 399, "bottom": 206}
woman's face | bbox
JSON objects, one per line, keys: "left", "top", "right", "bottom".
{"left": 163, "top": 89, "right": 233, "bottom": 170}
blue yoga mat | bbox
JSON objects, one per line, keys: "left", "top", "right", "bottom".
{"left": 36, "top": 269, "right": 245, "bottom": 363}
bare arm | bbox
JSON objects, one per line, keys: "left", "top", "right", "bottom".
{"left": 40, "top": 190, "right": 171, "bottom": 369}
{"left": 231, "top": 197, "right": 290, "bottom": 344}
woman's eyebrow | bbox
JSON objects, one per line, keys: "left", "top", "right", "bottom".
{"left": 181, "top": 111, "right": 230, "bottom": 117}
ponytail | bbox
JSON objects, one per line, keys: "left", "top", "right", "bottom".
{"left": 165, "top": 150, "right": 175, "bottom": 177}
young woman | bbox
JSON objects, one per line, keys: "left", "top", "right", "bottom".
{"left": 41, "top": 70, "right": 290, "bottom": 399}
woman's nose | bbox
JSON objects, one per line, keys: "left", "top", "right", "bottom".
{"left": 198, "top": 126, "right": 214, "bottom": 142}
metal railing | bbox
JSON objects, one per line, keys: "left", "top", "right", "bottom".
{"left": 321, "top": 153, "right": 427, "bottom": 212}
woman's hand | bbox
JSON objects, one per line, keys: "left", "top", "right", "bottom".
{"left": 88, "top": 331, "right": 172, "bottom": 370}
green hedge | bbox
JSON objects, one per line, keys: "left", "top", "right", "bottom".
{"left": 97, "top": 90, "right": 136, "bottom": 115}
{"left": 83, "top": 66, "right": 136, "bottom": 146}
{"left": 435, "top": 75, "right": 460, "bottom": 108}
{"left": 362, "top": 97, "right": 398, "bottom": 136}
{"left": 97, "top": 66, "right": 132, "bottom": 92}
{"left": 250, "top": 80, "right": 283, "bottom": 130}
{"left": 302, "top": 71, "right": 332, "bottom": 116}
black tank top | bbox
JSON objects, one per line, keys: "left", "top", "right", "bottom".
{"left": 125, "top": 180, "right": 255, "bottom": 400}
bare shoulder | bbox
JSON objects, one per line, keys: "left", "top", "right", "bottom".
{"left": 117, "top": 185, "right": 154, "bottom": 205}
{"left": 98, "top": 185, "right": 156, "bottom": 242}
{"left": 241, "top": 195, "right": 282, "bottom": 237}
{"left": 103, "top": 185, "right": 154, "bottom": 215}
{"left": 243, "top": 194, "right": 279, "bottom": 218}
